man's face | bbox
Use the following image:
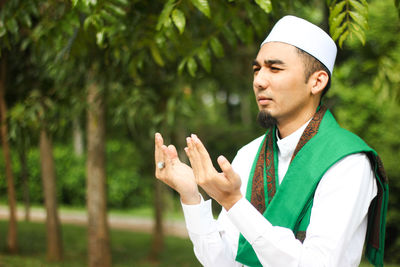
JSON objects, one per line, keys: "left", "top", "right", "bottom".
{"left": 253, "top": 42, "right": 313, "bottom": 127}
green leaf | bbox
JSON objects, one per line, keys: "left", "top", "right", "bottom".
{"left": 150, "top": 43, "right": 165, "bottom": 66}
{"left": 20, "top": 38, "right": 31, "bottom": 51}
{"left": 338, "top": 30, "right": 349, "bottom": 47}
{"left": 84, "top": 15, "right": 94, "bottom": 30}
{"left": 105, "top": 3, "right": 126, "bottom": 16}
{"left": 31, "top": 24, "right": 44, "bottom": 41}
{"left": 197, "top": 48, "right": 211, "bottom": 72}
{"left": 349, "top": 23, "right": 365, "bottom": 43}
{"left": 351, "top": 25, "right": 366, "bottom": 45}
{"left": 187, "top": 57, "right": 197, "bottom": 77}
{"left": 329, "top": 0, "right": 346, "bottom": 22}
{"left": 164, "top": 17, "right": 173, "bottom": 29}
{"left": 6, "top": 18, "right": 18, "bottom": 35}
{"left": 332, "top": 21, "right": 347, "bottom": 41}
{"left": 254, "top": 0, "right": 272, "bottom": 14}
{"left": 85, "top": 14, "right": 104, "bottom": 30}
{"left": 0, "top": 22, "right": 6, "bottom": 38}
{"left": 222, "top": 26, "right": 236, "bottom": 46}
{"left": 111, "top": 0, "right": 129, "bottom": 6}
{"left": 72, "top": 0, "right": 79, "bottom": 7}
{"left": 96, "top": 30, "right": 105, "bottom": 47}
{"left": 172, "top": 9, "right": 186, "bottom": 34}
{"left": 349, "top": 11, "right": 368, "bottom": 30}
{"left": 155, "top": 33, "right": 167, "bottom": 46}
{"left": 349, "top": 0, "right": 368, "bottom": 17}
{"left": 21, "top": 13, "right": 32, "bottom": 28}
{"left": 156, "top": 0, "right": 175, "bottom": 30}
{"left": 28, "top": 2, "right": 39, "bottom": 16}
{"left": 100, "top": 10, "right": 118, "bottom": 23}
{"left": 177, "top": 58, "right": 187, "bottom": 75}
{"left": 84, "top": 0, "right": 97, "bottom": 6}
{"left": 191, "top": 0, "right": 211, "bottom": 18}
{"left": 244, "top": 2, "right": 255, "bottom": 20}
{"left": 232, "top": 18, "right": 247, "bottom": 43}
{"left": 329, "top": 12, "right": 346, "bottom": 35}
{"left": 209, "top": 37, "right": 224, "bottom": 58}
{"left": 245, "top": 2, "right": 263, "bottom": 35}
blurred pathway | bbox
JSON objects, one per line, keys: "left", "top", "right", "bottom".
{"left": 0, "top": 205, "right": 188, "bottom": 238}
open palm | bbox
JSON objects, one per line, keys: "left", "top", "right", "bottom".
{"left": 155, "top": 133, "right": 199, "bottom": 204}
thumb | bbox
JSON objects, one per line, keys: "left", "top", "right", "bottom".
{"left": 217, "top": 155, "right": 235, "bottom": 179}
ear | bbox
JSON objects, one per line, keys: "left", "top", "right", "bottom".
{"left": 309, "top": 70, "right": 329, "bottom": 96}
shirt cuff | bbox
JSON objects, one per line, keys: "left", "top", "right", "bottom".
{"left": 181, "top": 195, "right": 218, "bottom": 235}
{"left": 227, "top": 197, "right": 272, "bottom": 244}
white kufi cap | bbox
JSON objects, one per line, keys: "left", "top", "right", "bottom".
{"left": 261, "top": 15, "right": 337, "bottom": 75}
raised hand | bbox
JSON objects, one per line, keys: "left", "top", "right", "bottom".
{"left": 154, "top": 133, "right": 200, "bottom": 204}
{"left": 185, "top": 134, "right": 242, "bottom": 210}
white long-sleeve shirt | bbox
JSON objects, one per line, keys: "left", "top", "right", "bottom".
{"left": 181, "top": 122, "right": 377, "bottom": 267}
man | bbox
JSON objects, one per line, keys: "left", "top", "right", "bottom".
{"left": 154, "top": 15, "right": 388, "bottom": 267}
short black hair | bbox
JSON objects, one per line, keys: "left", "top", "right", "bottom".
{"left": 295, "top": 47, "right": 331, "bottom": 97}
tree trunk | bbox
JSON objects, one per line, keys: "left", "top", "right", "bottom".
{"left": 86, "top": 80, "right": 111, "bottom": 267}
{"left": 39, "top": 128, "right": 63, "bottom": 261}
{"left": 18, "top": 136, "right": 30, "bottom": 221}
{"left": 73, "top": 116, "right": 84, "bottom": 157}
{"left": 0, "top": 55, "right": 18, "bottom": 253}
{"left": 149, "top": 179, "right": 164, "bottom": 261}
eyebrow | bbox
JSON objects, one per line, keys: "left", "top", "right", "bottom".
{"left": 252, "top": 59, "right": 286, "bottom": 67}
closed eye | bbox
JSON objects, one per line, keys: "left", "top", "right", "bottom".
{"left": 269, "top": 66, "right": 283, "bottom": 72}
{"left": 265, "top": 59, "right": 285, "bottom": 72}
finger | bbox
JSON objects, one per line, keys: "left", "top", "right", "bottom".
{"left": 155, "top": 132, "right": 164, "bottom": 146}
{"left": 155, "top": 133, "right": 166, "bottom": 176}
{"left": 167, "top": 144, "right": 179, "bottom": 160}
{"left": 186, "top": 137, "right": 202, "bottom": 180}
{"left": 161, "top": 145, "right": 173, "bottom": 165}
{"left": 186, "top": 137, "right": 197, "bottom": 166}
{"left": 155, "top": 133, "right": 165, "bottom": 162}
{"left": 191, "top": 134, "right": 214, "bottom": 170}
{"left": 217, "top": 155, "right": 235, "bottom": 180}
{"left": 187, "top": 136, "right": 199, "bottom": 161}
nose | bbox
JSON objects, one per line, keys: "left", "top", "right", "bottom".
{"left": 253, "top": 69, "right": 268, "bottom": 91}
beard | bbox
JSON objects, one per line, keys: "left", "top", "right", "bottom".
{"left": 257, "top": 110, "right": 278, "bottom": 129}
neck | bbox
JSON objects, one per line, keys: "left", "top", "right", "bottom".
{"left": 276, "top": 105, "right": 319, "bottom": 139}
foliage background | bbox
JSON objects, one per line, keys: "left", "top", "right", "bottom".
{"left": 0, "top": 0, "right": 400, "bottom": 264}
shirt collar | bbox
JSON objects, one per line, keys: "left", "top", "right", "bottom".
{"left": 276, "top": 119, "right": 311, "bottom": 159}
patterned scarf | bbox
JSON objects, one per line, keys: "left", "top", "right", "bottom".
{"left": 250, "top": 105, "right": 327, "bottom": 215}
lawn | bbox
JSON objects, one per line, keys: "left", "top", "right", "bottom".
{"left": 0, "top": 220, "right": 201, "bottom": 267}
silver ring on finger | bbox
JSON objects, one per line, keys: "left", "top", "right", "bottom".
{"left": 157, "top": 161, "right": 165, "bottom": 170}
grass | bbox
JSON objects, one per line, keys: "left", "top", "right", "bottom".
{"left": 0, "top": 220, "right": 201, "bottom": 267}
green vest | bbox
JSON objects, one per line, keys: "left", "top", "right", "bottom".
{"left": 236, "top": 110, "right": 388, "bottom": 267}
